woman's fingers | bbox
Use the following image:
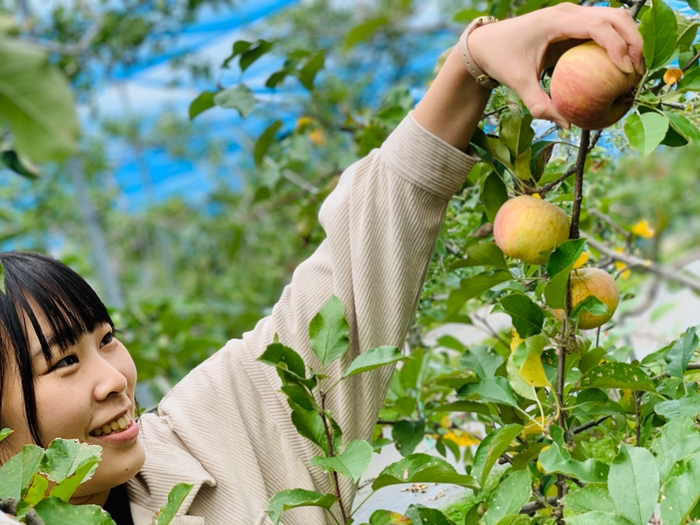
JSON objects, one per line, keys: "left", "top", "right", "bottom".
{"left": 587, "top": 22, "right": 636, "bottom": 74}
{"left": 516, "top": 77, "right": 570, "bottom": 129}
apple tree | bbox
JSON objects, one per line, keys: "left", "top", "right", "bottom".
{"left": 198, "top": 0, "right": 700, "bottom": 523}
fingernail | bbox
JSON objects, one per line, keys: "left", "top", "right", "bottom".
{"left": 622, "top": 56, "right": 634, "bottom": 74}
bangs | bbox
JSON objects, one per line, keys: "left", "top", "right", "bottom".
{"left": 0, "top": 251, "right": 114, "bottom": 446}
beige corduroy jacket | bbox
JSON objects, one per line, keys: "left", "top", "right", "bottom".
{"left": 122, "top": 112, "right": 477, "bottom": 525}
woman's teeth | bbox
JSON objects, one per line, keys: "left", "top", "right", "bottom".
{"left": 91, "top": 416, "right": 130, "bottom": 436}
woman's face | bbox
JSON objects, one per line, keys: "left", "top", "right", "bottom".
{"left": 1, "top": 314, "right": 145, "bottom": 505}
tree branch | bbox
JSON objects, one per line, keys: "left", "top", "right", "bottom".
{"left": 570, "top": 130, "right": 590, "bottom": 240}
{"left": 582, "top": 234, "right": 700, "bottom": 293}
{"left": 30, "top": 18, "right": 103, "bottom": 55}
{"left": 520, "top": 497, "right": 558, "bottom": 515}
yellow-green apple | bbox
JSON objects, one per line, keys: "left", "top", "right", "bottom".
{"left": 554, "top": 267, "right": 620, "bottom": 329}
{"left": 550, "top": 41, "right": 639, "bottom": 130}
{"left": 493, "top": 195, "right": 570, "bottom": 265}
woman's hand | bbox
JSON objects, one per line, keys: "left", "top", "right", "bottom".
{"left": 468, "top": 4, "right": 645, "bottom": 128}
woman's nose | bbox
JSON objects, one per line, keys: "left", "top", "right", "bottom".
{"left": 92, "top": 355, "right": 129, "bottom": 401}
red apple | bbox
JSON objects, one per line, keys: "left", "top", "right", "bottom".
{"left": 493, "top": 195, "right": 570, "bottom": 265}
{"left": 550, "top": 41, "right": 639, "bottom": 130}
{"left": 553, "top": 268, "right": 620, "bottom": 330}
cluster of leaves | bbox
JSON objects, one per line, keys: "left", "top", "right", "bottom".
{"left": 0, "top": 430, "right": 191, "bottom": 524}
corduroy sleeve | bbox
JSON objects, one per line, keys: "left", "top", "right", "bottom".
{"left": 153, "top": 112, "right": 477, "bottom": 525}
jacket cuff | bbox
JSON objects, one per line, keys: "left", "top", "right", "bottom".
{"left": 380, "top": 110, "right": 479, "bottom": 199}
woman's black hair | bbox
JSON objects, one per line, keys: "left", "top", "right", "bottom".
{"left": 0, "top": 251, "right": 113, "bottom": 446}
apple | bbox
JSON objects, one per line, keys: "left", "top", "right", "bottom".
{"left": 493, "top": 195, "right": 570, "bottom": 265}
{"left": 554, "top": 267, "right": 620, "bottom": 330}
{"left": 550, "top": 41, "right": 639, "bottom": 130}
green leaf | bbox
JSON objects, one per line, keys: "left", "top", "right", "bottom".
{"left": 280, "top": 384, "right": 315, "bottom": 411}
{"left": 561, "top": 485, "right": 616, "bottom": 513}
{"left": 482, "top": 172, "right": 509, "bottom": 224}
{"left": 258, "top": 342, "right": 307, "bottom": 379}
{"left": 665, "top": 325, "right": 699, "bottom": 378}
{"left": 538, "top": 441, "right": 609, "bottom": 484}
{"left": 372, "top": 453, "right": 478, "bottom": 491}
{"left": 579, "top": 363, "right": 655, "bottom": 392}
{"left": 266, "top": 489, "right": 338, "bottom": 525}
{"left": 688, "top": 0, "right": 700, "bottom": 12}
{"left": 239, "top": 40, "right": 273, "bottom": 72}
{"left": 651, "top": 416, "right": 700, "bottom": 481}
{"left": 677, "top": 66, "right": 700, "bottom": 91}
{"left": 570, "top": 296, "right": 610, "bottom": 323}
{"left": 299, "top": 51, "right": 325, "bottom": 90}
{"left": 310, "top": 440, "right": 373, "bottom": 483}
{"left": 482, "top": 470, "right": 531, "bottom": 525}
{"left": 624, "top": 112, "right": 669, "bottom": 156}
{"left": 188, "top": 91, "right": 216, "bottom": 120}
{"left": 472, "top": 424, "right": 523, "bottom": 487}
{"left": 41, "top": 439, "right": 102, "bottom": 502}
{"left": 367, "top": 510, "right": 413, "bottom": 524}
{"left": 448, "top": 243, "right": 508, "bottom": 271}
{"left": 460, "top": 376, "right": 518, "bottom": 407}
{"left": 213, "top": 84, "right": 255, "bottom": 119}
{"left": 666, "top": 112, "right": 700, "bottom": 142}
{"left": 0, "top": 428, "right": 12, "bottom": 442}
{"left": 545, "top": 239, "right": 587, "bottom": 309}
{"left": 290, "top": 406, "right": 329, "bottom": 454}
{"left": 343, "top": 346, "right": 404, "bottom": 378}
{"left": 1, "top": 150, "right": 39, "bottom": 178}
{"left": 654, "top": 391, "right": 700, "bottom": 419}
{"left": 33, "top": 497, "right": 117, "bottom": 525}
{"left": 639, "top": 0, "right": 678, "bottom": 70}
{"left": 500, "top": 111, "right": 535, "bottom": 156}
{"left": 151, "top": 483, "right": 194, "bottom": 525}
{"left": 608, "top": 444, "right": 659, "bottom": 525}
{"left": 460, "top": 345, "right": 504, "bottom": 380}
{"left": 660, "top": 452, "right": 700, "bottom": 525}
{"left": 446, "top": 270, "right": 512, "bottom": 318}
{"left": 405, "top": 504, "right": 457, "bottom": 525}
{"left": 254, "top": 119, "right": 283, "bottom": 167}
{"left": 0, "top": 38, "right": 79, "bottom": 163}
{"left": 392, "top": 420, "right": 425, "bottom": 457}
{"left": 565, "top": 512, "right": 635, "bottom": 525}
{"left": 222, "top": 40, "right": 252, "bottom": 68}
{"left": 0, "top": 444, "right": 44, "bottom": 499}
{"left": 677, "top": 15, "right": 699, "bottom": 52}
{"left": 431, "top": 401, "right": 492, "bottom": 417}
{"left": 309, "top": 295, "right": 349, "bottom": 366}
{"left": 499, "top": 294, "right": 544, "bottom": 338}
{"left": 344, "top": 16, "right": 388, "bottom": 49}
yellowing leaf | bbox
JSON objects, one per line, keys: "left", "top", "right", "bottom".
{"left": 440, "top": 415, "right": 452, "bottom": 430}
{"left": 663, "top": 68, "right": 683, "bottom": 85}
{"left": 631, "top": 220, "right": 655, "bottom": 239}
{"left": 572, "top": 251, "right": 591, "bottom": 270}
{"left": 296, "top": 116, "right": 314, "bottom": 129}
{"left": 531, "top": 193, "right": 541, "bottom": 199}
{"left": 614, "top": 248, "right": 631, "bottom": 279}
{"left": 444, "top": 430, "right": 481, "bottom": 447}
{"left": 522, "top": 416, "right": 550, "bottom": 436}
{"left": 510, "top": 327, "right": 524, "bottom": 353}
{"left": 310, "top": 129, "right": 327, "bottom": 147}
{"left": 517, "top": 351, "right": 551, "bottom": 387}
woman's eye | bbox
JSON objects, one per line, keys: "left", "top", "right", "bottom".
{"left": 51, "top": 355, "right": 78, "bottom": 371}
{"left": 100, "top": 331, "right": 115, "bottom": 347}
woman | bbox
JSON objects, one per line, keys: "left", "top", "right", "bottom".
{"left": 0, "top": 5, "right": 642, "bottom": 524}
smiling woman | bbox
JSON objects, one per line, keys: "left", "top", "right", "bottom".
{"left": 0, "top": 253, "right": 146, "bottom": 507}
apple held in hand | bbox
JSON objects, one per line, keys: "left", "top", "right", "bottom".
{"left": 550, "top": 41, "right": 640, "bottom": 130}
{"left": 493, "top": 195, "right": 570, "bottom": 265}
{"left": 554, "top": 267, "right": 620, "bottom": 330}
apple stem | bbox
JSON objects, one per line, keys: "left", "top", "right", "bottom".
{"left": 569, "top": 129, "right": 589, "bottom": 240}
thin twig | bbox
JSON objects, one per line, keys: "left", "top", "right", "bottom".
{"left": 521, "top": 497, "right": 559, "bottom": 515}
{"left": 567, "top": 416, "right": 611, "bottom": 438}
{"left": 320, "top": 392, "right": 348, "bottom": 523}
{"left": 683, "top": 49, "right": 700, "bottom": 72}
{"left": 31, "top": 18, "right": 103, "bottom": 55}
{"left": 589, "top": 209, "right": 631, "bottom": 240}
{"left": 582, "top": 234, "right": 700, "bottom": 293}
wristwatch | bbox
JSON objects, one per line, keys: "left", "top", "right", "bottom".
{"left": 458, "top": 16, "right": 500, "bottom": 89}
